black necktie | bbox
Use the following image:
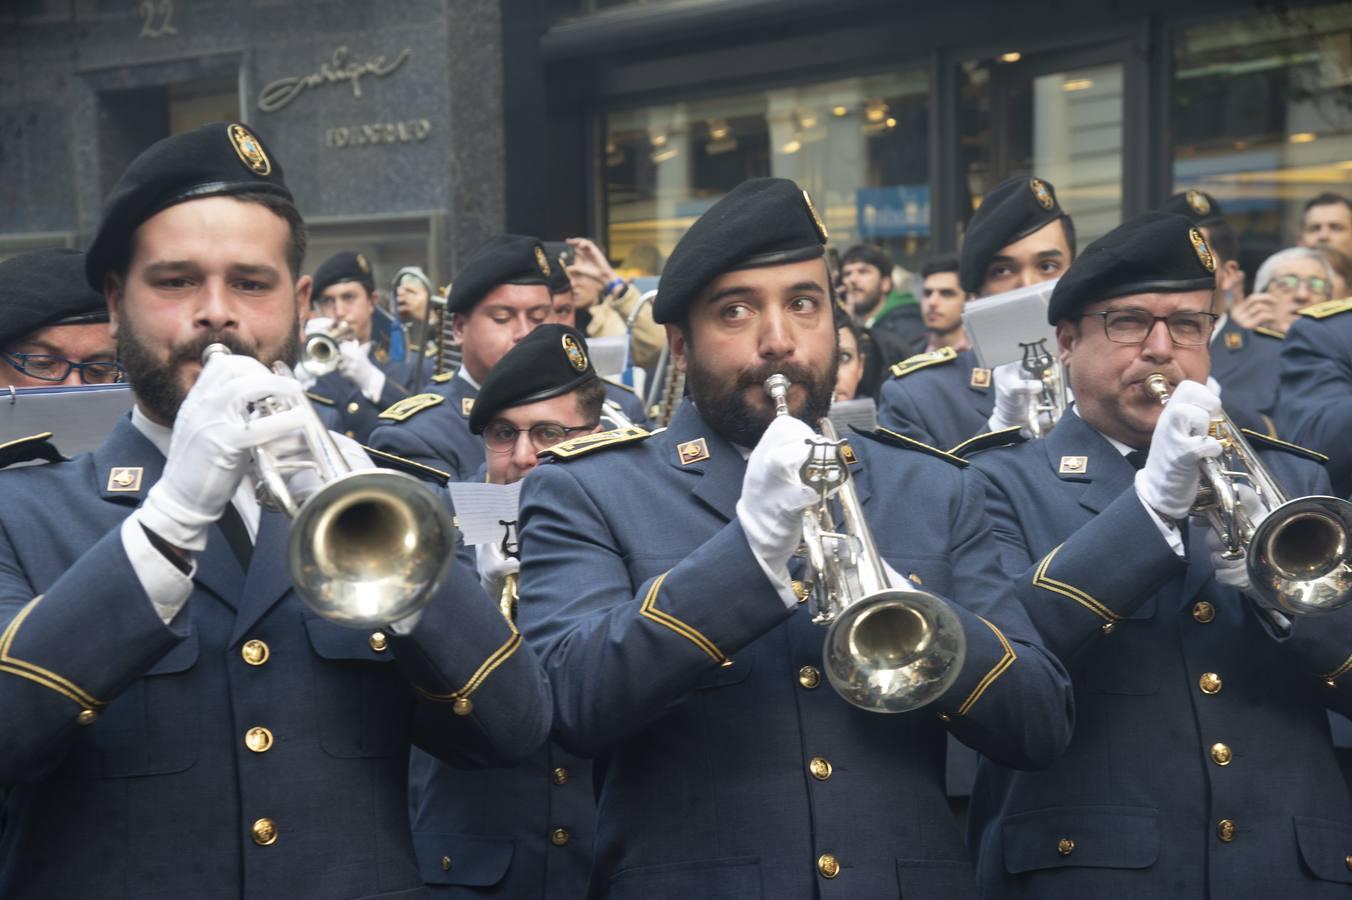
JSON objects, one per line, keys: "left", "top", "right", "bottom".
{"left": 219, "top": 503, "right": 253, "bottom": 569}
{"left": 1126, "top": 449, "right": 1148, "bottom": 471}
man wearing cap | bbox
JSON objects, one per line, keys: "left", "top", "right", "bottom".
{"left": 410, "top": 323, "right": 603, "bottom": 899}
{"left": 1165, "top": 190, "right": 1283, "bottom": 436}
{"left": 302, "top": 250, "right": 411, "bottom": 442}
{"left": 517, "top": 176, "right": 1073, "bottom": 898}
{"left": 965, "top": 211, "right": 1352, "bottom": 898}
{"left": 880, "top": 175, "right": 1076, "bottom": 450}
{"left": 0, "top": 122, "right": 550, "bottom": 898}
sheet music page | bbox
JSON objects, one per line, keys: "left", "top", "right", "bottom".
{"left": 447, "top": 480, "right": 524, "bottom": 544}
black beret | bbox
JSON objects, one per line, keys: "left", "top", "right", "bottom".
{"left": 446, "top": 235, "right": 552, "bottom": 315}
{"left": 469, "top": 324, "right": 598, "bottom": 434}
{"left": 1047, "top": 211, "right": 1218, "bottom": 324}
{"left": 653, "top": 177, "right": 828, "bottom": 324}
{"left": 311, "top": 251, "right": 375, "bottom": 304}
{"left": 0, "top": 249, "right": 108, "bottom": 348}
{"left": 1162, "top": 189, "right": 1223, "bottom": 224}
{"left": 85, "top": 122, "right": 291, "bottom": 291}
{"left": 960, "top": 175, "right": 1067, "bottom": 294}
{"left": 541, "top": 242, "right": 573, "bottom": 295}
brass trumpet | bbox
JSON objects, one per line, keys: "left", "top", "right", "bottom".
{"left": 1145, "top": 373, "right": 1352, "bottom": 615}
{"left": 204, "top": 343, "right": 457, "bottom": 627}
{"left": 300, "top": 321, "right": 356, "bottom": 377}
{"left": 765, "top": 374, "right": 966, "bottom": 712}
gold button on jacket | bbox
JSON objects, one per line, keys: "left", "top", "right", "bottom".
{"left": 552, "top": 767, "right": 570, "bottom": 786}
{"left": 817, "top": 853, "right": 841, "bottom": 878}
{"left": 251, "top": 817, "right": 278, "bottom": 846}
{"left": 798, "top": 665, "right": 821, "bottom": 689}
{"left": 808, "top": 757, "right": 833, "bottom": 781}
{"left": 550, "top": 827, "right": 570, "bottom": 846}
{"left": 1199, "top": 672, "right": 1223, "bottom": 695}
{"left": 1057, "top": 838, "right": 1075, "bottom": 857}
{"left": 368, "top": 631, "right": 389, "bottom": 652}
{"left": 1216, "top": 818, "right": 1236, "bottom": 842}
{"left": 1192, "top": 601, "right": 1216, "bottom": 623}
{"left": 245, "top": 726, "right": 274, "bottom": 753}
{"left": 1210, "top": 742, "right": 1233, "bottom": 766}
{"left": 241, "top": 639, "right": 270, "bottom": 666}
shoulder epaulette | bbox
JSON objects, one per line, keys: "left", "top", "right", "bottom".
{"left": 305, "top": 391, "right": 335, "bottom": 406}
{"left": 1240, "top": 429, "right": 1328, "bottom": 464}
{"left": 602, "top": 377, "right": 636, "bottom": 395}
{"left": 539, "top": 426, "right": 651, "bottom": 461}
{"left": 889, "top": 346, "right": 957, "bottom": 379}
{"left": 849, "top": 425, "right": 967, "bottom": 468}
{"left": 949, "top": 426, "right": 1028, "bottom": 459}
{"left": 1297, "top": 298, "right": 1352, "bottom": 320}
{"left": 0, "top": 431, "right": 63, "bottom": 470}
{"left": 429, "top": 371, "right": 455, "bottom": 384}
{"left": 1253, "top": 326, "right": 1285, "bottom": 340}
{"left": 378, "top": 393, "right": 445, "bottom": 422}
{"left": 360, "top": 445, "right": 451, "bottom": 486}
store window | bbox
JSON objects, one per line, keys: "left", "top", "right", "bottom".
{"left": 603, "top": 71, "right": 931, "bottom": 275}
{"left": 958, "top": 49, "right": 1126, "bottom": 249}
{"left": 1172, "top": 5, "right": 1352, "bottom": 274}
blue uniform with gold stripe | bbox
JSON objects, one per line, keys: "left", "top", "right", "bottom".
{"left": 877, "top": 348, "right": 994, "bottom": 451}
{"left": 1210, "top": 317, "right": 1282, "bottom": 437}
{"left": 0, "top": 417, "right": 551, "bottom": 899}
{"left": 967, "top": 407, "right": 1352, "bottom": 898}
{"left": 307, "top": 352, "right": 411, "bottom": 443}
{"left": 517, "top": 400, "right": 1073, "bottom": 899}
{"left": 1279, "top": 300, "right": 1352, "bottom": 497}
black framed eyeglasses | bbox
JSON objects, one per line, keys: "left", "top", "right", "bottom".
{"left": 2, "top": 351, "right": 126, "bottom": 385}
{"left": 483, "top": 421, "right": 598, "bottom": 453}
{"left": 1081, "top": 309, "right": 1219, "bottom": 347}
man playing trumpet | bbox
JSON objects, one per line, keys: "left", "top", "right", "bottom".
{"left": 517, "top": 177, "right": 1072, "bottom": 898}
{"left": 966, "top": 210, "right": 1352, "bottom": 898}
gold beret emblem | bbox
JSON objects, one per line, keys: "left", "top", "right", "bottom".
{"left": 535, "top": 245, "right": 552, "bottom": 277}
{"left": 803, "top": 190, "right": 829, "bottom": 243}
{"left": 562, "top": 333, "right": 588, "bottom": 372}
{"left": 1186, "top": 190, "right": 1211, "bottom": 217}
{"left": 1030, "top": 177, "right": 1055, "bottom": 211}
{"left": 1189, "top": 227, "right": 1216, "bottom": 273}
{"left": 226, "top": 123, "right": 271, "bottom": 176}
{"left": 356, "top": 253, "right": 370, "bottom": 274}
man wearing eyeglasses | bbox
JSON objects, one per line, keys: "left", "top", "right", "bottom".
{"left": 409, "top": 323, "right": 604, "bottom": 899}
{"left": 1, "top": 249, "right": 122, "bottom": 390}
{"left": 966, "top": 211, "right": 1352, "bottom": 898}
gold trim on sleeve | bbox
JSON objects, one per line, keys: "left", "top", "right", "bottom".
{"left": 956, "top": 616, "right": 1017, "bottom": 717}
{"left": 639, "top": 571, "right": 728, "bottom": 664}
{"left": 0, "top": 596, "right": 106, "bottom": 709}
{"left": 415, "top": 622, "right": 524, "bottom": 704}
{"left": 1032, "top": 545, "right": 1122, "bottom": 624}
{"left": 1322, "top": 654, "right": 1352, "bottom": 684}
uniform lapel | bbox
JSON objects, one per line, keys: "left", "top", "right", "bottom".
{"left": 1042, "top": 407, "right": 1137, "bottom": 515}
{"left": 664, "top": 400, "right": 746, "bottom": 523}
{"left": 229, "top": 509, "right": 293, "bottom": 646}
{"left": 93, "top": 417, "right": 246, "bottom": 607}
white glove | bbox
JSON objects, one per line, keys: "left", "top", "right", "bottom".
{"left": 475, "top": 538, "right": 520, "bottom": 600}
{"left": 304, "top": 316, "right": 335, "bottom": 336}
{"left": 1134, "top": 379, "right": 1223, "bottom": 520}
{"left": 1208, "top": 483, "right": 1268, "bottom": 592}
{"left": 137, "top": 355, "right": 311, "bottom": 552}
{"left": 987, "top": 362, "right": 1045, "bottom": 434}
{"left": 336, "top": 340, "right": 386, "bottom": 402}
{"left": 737, "top": 415, "right": 820, "bottom": 579}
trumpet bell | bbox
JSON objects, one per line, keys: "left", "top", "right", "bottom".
{"left": 1249, "top": 496, "right": 1352, "bottom": 616}
{"left": 823, "top": 588, "right": 966, "bottom": 713}
{"left": 302, "top": 332, "right": 341, "bottom": 377}
{"left": 289, "top": 469, "right": 457, "bottom": 627}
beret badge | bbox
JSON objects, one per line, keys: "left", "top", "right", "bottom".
{"left": 1030, "top": 177, "right": 1054, "bottom": 211}
{"left": 1186, "top": 190, "right": 1211, "bottom": 217}
{"left": 535, "top": 245, "right": 552, "bottom": 277}
{"left": 562, "top": 333, "right": 588, "bottom": 372}
{"left": 226, "top": 123, "right": 272, "bottom": 176}
{"left": 356, "top": 253, "right": 370, "bottom": 274}
{"left": 803, "top": 190, "right": 829, "bottom": 243}
{"left": 1189, "top": 227, "right": 1217, "bottom": 273}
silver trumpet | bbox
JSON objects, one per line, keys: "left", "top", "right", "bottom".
{"left": 1019, "top": 339, "right": 1068, "bottom": 438}
{"left": 301, "top": 321, "right": 357, "bottom": 377}
{"left": 764, "top": 374, "right": 966, "bottom": 712}
{"left": 1145, "top": 373, "right": 1352, "bottom": 615}
{"left": 204, "top": 343, "right": 457, "bottom": 628}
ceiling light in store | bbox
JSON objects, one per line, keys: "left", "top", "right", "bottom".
{"left": 885, "top": 117, "right": 897, "bottom": 128}
{"left": 650, "top": 147, "right": 679, "bottom": 164}
{"left": 999, "top": 52, "right": 1022, "bottom": 63}
{"left": 781, "top": 138, "right": 802, "bottom": 154}
{"left": 799, "top": 113, "right": 818, "bottom": 129}
{"left": 1289, "top": 132, "right": 1317, "bottom": 144}
{"left": 707, "top": 119, "right": 731, "bottom": 141}
{"left": 705, "top": 138, "right": 738, "bottom": 156}
{"left": 832, "top": 106, "right": 849, "bottom": 117}
{"left": 1063, "top": 79, "right": 1093, "bottom": 92}
{"left": 650, "top": 132, "right": 669, "bottom": 147}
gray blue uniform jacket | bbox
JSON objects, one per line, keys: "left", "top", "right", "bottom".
{"left": 308, "top": 354, "right": 411, "bottom": 443}
{"left": 1210, "top": 317, "right": 1282, "bottom": 437}
{"left": 1279, "top": 303, "right": 1352, "bottom": 496}
{"left": 516, "top": 400, "right": 1073, "bottom": 899}
{"left": 409, "top": 538, "right": 595, "bottom": 899}
{"left": 0, "top": 417, "right": 551, "bottom": 899}
{"left": 878, "top": 348, "right": 994, "bottom": 450}
{"left": 967, "top": 406, "right": 1352, "bottom": 898}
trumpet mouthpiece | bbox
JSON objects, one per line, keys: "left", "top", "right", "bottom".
{"left": 202, "top": 342, "right": 232, "bottom": 363}
{"left": 1144, "top": 373, "right": 1172, "bottom": 400}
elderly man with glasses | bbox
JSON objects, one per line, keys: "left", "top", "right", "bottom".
{"left": 1, "top": 249, "right": 123, "bottom": 390}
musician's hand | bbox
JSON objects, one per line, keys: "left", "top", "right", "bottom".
{"left": 738, "top": 415, "right": 820, "bottom": 578}
{"left": 136, "top": 354, "right": 309, "bottom": 552}
{"left": 1135, "top": 379, "right": 1223, "bottom": 520}
{"left": 1208, "top": 484, "right": 1267, "bottom": 592}
{"left": 476, "top": 539, "right": 521, "bottom": 600}
{"left": 304, "top": 316, "right": 335, "bottom": 336}
{"left": 336, "top": 340, "right": 386, "bottom": 402}
{"left": 987, "top": 362, "right": 1045, "bottom": 435}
